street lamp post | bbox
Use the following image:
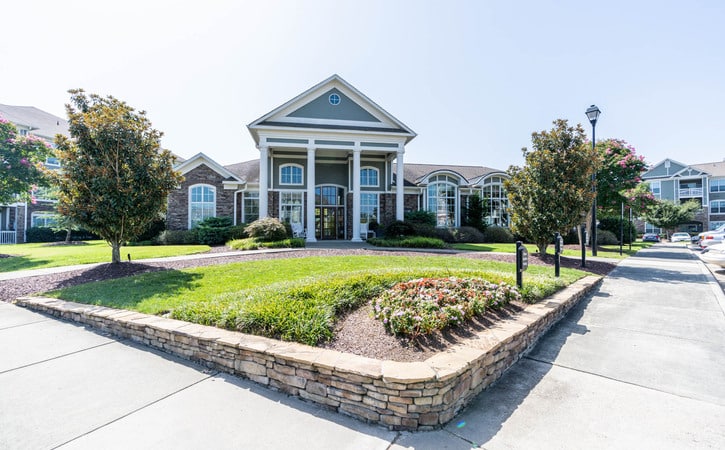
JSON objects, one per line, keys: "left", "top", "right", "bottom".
{"left": 586, "top": 104, "right": 601, "bottom": 256}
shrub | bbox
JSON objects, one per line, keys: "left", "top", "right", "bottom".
{"left": 483, "top": 226, "right": 515, "bottom": 243}
{"left": 227, "top": 224, "right": 248, "bottom": 240}
{"left": 372, "top": 277, "right": 521, "bottom": 339}
{"left": 244, "top": 217, "right": 287, "bottom": 242}
{"left": 155, "top": 229, "right": 199, "bottom": 245}
{"left": 228, "top": 237, "right": 305, "bottom": 250}
{"left": 598, "top": 217, "right": 636, "bottom": 244}
{"left": 367, "top": 236, "right": 447, "bottom": 249}
{"left": 563, "top": 227, "right": 580, "bottom": 245}
{"left": 404, "top": 210, "right": 436, "bottom": 226}
{"left": 384, "top": 220, "right": 416, "bottom": 238}
{"left": 25, "top": 227, "right": 98, "bottom": 243}
{"left": 196, "top": 216, "right": 234, "bottom": 246}
{"left": 451, "top": 226, "right": 486, "bottom": 243}
{"left": 597, "top": 229, "right": 619, "bottom": 245}
{"left": 131, "top": 216, "right": 166, "bottom": 243}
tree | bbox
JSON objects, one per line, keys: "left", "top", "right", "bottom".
{"left": 0, "top": 117, "right": 53, "bottom": 204}
{"left": 53, "top": 90, "right": 182, "bottom": 263}
{"left": 623, "top": 182, "right": 658, "bottom": 217}
{"left": 595, "top": 139, "right": 648, "bottom": 216}
{"left": 505, "top": 119, "right": 597, "bottom": 254}
{"left": 643, "top": 199, "right": 700, "bottom": 238}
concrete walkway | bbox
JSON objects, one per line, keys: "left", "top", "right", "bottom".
{"left": 1, "top": 244, "right": 724, "bottom": 448}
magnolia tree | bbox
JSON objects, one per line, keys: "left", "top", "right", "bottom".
{"left": 53, "top": 90, "right": 182, "bottom": 263}
{"left": 643, "top": 199, "right": 700, "bottom": 238}
{"left": 0, "top": 117, "right": 53, "bottom": 204}
{"left": 505, "top": 119, "right": 598, "bottom": 254}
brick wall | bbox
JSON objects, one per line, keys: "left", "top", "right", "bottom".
{"left": 17, "top": 276, "right": 600, "bottom": 431}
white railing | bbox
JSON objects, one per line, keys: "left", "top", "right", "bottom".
{"left": 0, "top": 231, "right": 17, "bottom": 245}
{"left": 679, "top": 187, "right": 703, "bottom": 198}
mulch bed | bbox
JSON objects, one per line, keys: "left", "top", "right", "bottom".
{"left": 1, "top": 247, "right": 616, "bottom": 362}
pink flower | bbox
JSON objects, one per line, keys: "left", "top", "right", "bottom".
{"left": 20, "top": 158, "right": 29, "bottom": 167}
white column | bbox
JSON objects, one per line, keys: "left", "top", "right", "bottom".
{"left": 306, "top": 146, "right": 317, "bottom": 242}
{"left": 258, "top": 145, "right": 269, "bottom": 218}
{"left": 351, "top": 147, "right": 362, "bottom": 242}
{"left": 396, "top": 148, "right": 405, "bottom": 221}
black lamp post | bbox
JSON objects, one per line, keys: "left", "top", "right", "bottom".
{"left": 586, "top": 104, "right": 601, "bottom": 256}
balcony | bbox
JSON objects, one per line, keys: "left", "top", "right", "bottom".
{"left": 679, "top": 187, "right": 703, "bottom": 198}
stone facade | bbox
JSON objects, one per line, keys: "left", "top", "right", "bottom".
{"left": 167, "top": 164, "right": 235, "bottom": 230}
{"left": 18, "top": 276, "right": 600, "bottom": 431}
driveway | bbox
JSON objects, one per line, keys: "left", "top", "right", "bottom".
{"left": 1, "top": 244, "right": 724, "bottom": 449}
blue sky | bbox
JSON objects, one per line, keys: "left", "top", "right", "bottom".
{"left": 3, "top": 0, "right": 723, "bottom": 170}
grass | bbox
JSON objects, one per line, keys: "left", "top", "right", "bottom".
{"left": 0, "top": 241, "right": 211, "bottom": 272}
{"left": 48, "top": 254, "right": 591, "bottom": 345}
{"left": 451, "top": 241, "right": 654, "bottom": 258}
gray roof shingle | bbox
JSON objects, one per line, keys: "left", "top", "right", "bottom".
{"left": 0, "top": 104, "right": 69, "bottom": 141}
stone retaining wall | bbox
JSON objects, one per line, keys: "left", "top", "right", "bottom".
{"left": 16, "top": 275, "right": 600, "bottom": 431}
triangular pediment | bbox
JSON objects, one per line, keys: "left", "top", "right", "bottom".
{"left": 248, "top": 74, "right": 415, "bottom": 143}
{"left": 642, "top": 158, "right": 689, "bottom": 179}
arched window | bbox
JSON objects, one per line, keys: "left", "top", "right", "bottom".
{"left": 427, "top": 175, "right": 458, "bottom": 227}
{"left": 360, "top": 167, "right": 379, "bottom": 187}
{"left": 189, "top": 184, "right": 215, "bottom": 228}
{"left": 481, "top": 176, "right": 509, "bottom": 227}
{"left": 280, "top": 164, "right": 303, "bottom": 185}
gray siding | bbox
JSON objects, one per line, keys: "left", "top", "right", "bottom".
{"left": 287, "top": 89, "right": 381, "bottom": 123}
{"left": 661, "top": 180, "right": 676, "bottom": 201}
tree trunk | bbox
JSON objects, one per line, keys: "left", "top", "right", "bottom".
{"left": 65, "top": 228, "right": 72, "bottom": 244}
{"left": 111, "top": 241, "right": 121, "bottom": 264}
{"left": 537, "top": 242, "right": 548, "bottom": 255}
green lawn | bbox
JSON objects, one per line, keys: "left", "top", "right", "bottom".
{"left": 48, "top": 254, "right": 591, "bottom": 344}
{"left": 451, "top": 242, "right": 653, "bottom": 259}
{"left": 0, "top": 241, "right": 211, "bottom": 272}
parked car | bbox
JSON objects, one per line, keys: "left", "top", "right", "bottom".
{"left": 697, "top": 223, "right": 725, "bottom": 247}
{"left": 642, "top": 233, "right": 660, "bottom": 242}
{"left": 700, "top": 232, "right": 725, "bottom": 248}
{"left": 670, "top": 232, "right": 691, "bottom": 243}
{"left": 699, "top": 242, "right": 725, "bottom": 267}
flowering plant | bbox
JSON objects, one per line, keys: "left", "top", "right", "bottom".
{"left": 372, "top": 277, "right": 521, "bottom": 339}
{"left": 0, "top": 117, "right": 53, "bottom": 204}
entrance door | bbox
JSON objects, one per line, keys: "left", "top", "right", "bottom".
{"left": 315, "top": 186, "right": 346, "bottom": 240}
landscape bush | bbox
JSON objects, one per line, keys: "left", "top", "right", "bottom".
{"left": 196, "top": 216, "right": 234, "bottom": 245}
{"left": 596, "top": 229, "right": 619, "bottom": 245}
{"left": 154, "top": 229, "right": 199, "bottom": 245}
{"left": 244, "top": 217, "right": 287, "bottom": 242}
{"left": 483, "top": 225, "right": 515, "bottom": 243}
{"left": 25, "top": 227, "right": 98, "bottom": 243}
{"left": 228, "top": 237, "right": 305, "bottom": 250}
{"left": 384, "top": 220, "right": 416, "bottom": 238}
{"left": 372, "top": 277, "right": 521, "bottom": 339}
{"left": 451, "top": 226, "right": 486, "bottom": 243}
{"left": 367, "top": 236, "right": 447, "bottom": 249}
{"left": 131, "top": 216, "right": 166, "bottom": 243}
{"left": 404, "top": 210, "right": 436, "bottom": 226}
{"left": 598, "top": 217, "right": 636, "bottom": 244}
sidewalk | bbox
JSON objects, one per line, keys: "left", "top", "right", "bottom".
{"left": 1, "top": 244, "right": 724, "bottom": 448}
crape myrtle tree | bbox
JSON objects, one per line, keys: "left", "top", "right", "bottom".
{"left": 0, "top": 116, "right": 53, "bottom": 204}
{"left": 53, "top": 90, "right": 182, "bottom": 263}
{"left": 594, "top": 138, "right": 648, "bottom": 215}
{"left": 505, "top": 119, "right": 598, "bottom": 255}
{"left": 643, "top": 199, "right": 700, "bottom": 239}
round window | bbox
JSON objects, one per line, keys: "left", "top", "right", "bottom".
{"left": 329, "top": 93, "right": 341, "bottom": 105}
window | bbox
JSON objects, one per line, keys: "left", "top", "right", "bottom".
{"left": 45, "top": 157, "right": 61, "bottom": 168}
{"left": 361, "top": 193, "right": 378, "bottom": 223}
{"left": 243, "top": 191, "right": 259, "bottom": 223}
{"left": 360, "top": 167, "right": 379, "bottom": 187}
{"left": 189, "top": 184, "right": 215, "bottom": 228}
{"left": 427, "top": 175, "right": 458, "bottom": 227}
{"left": 280, "top": 164, "right": 303, "bottom": 185}
{"left": 19, "top": 129, "right": 28, "bottom": 136}
{"left": 280, "top": 192, "right": 304, "bottom": 224}
{"left": 650, "top": 181, "right": 661, "bottom": 199}
{"left": 711, "top": 200, "right": 725, "bottom": 214}
{"left": 329, "top": 93, "right": 341, "bottom": 105}
{"left": 711, "top": 179, "right": 725, "bottom": 193}
{"left": 31, "top": 212, "right": 58, "bottom": 228}
{"left": 481, "top": 177, "right": 509, "bottom": 227}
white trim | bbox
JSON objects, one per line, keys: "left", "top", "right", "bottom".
{"left": 188, "top": 183, "right": 216, "bottom": 229}
{"left": 279, "top": 163, "right": 304, "bottom": 186}
{"left": 175, "top": 152, "right": 245, "bottom": 183}
{"left": 360, "top": 166, "right": 380, "bottom": 188}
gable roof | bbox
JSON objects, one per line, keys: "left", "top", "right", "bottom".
{"left": 225, "top": 159, "right": 259, "bottom": 184}
{"left": 174, "top": 152, "right": 246, "bottom": 184}
{"left": 248, "top": 74, "right": 416, "bottom": 144}
{"left": 0, "top": 104, "right": 69, "bottom": 141}
{"left": 642, "top": 158, "right": 698, "bottom": 179}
